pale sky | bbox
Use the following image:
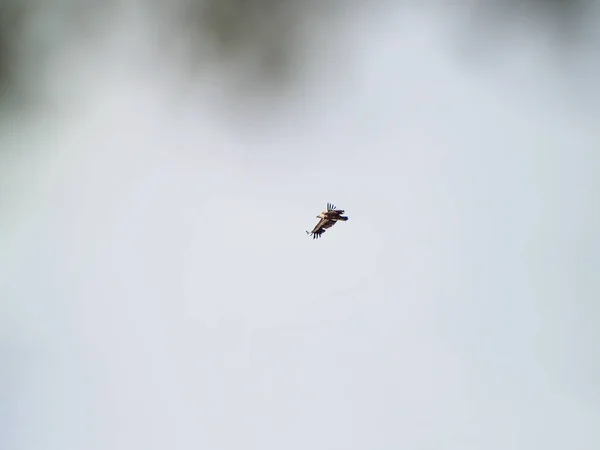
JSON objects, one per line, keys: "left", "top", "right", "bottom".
{"left": 1, "top": 2, "right": 599, "bottom": 450}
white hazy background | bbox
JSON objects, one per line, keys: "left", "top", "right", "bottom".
{"left": 1, "top": 1, "right": 599, "bottom": 449}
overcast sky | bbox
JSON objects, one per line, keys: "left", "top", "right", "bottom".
{"left": 1, "top": 2, "right": 599, "bottom": 450}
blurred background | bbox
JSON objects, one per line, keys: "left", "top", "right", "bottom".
{"left": 1, "top": 1, "right": 599, "bottom": 449}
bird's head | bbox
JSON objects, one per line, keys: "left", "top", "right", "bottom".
{"left": 317, "top": 213, "right": 325, "bottom": 219}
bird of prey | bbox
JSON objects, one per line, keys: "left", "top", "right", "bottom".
{"left": 306, "top": 202, "right": 349, "bottom": 239}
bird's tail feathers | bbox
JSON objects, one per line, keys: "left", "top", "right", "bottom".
{"left": 338, "top": 216, "right": 348, "bottom": 221}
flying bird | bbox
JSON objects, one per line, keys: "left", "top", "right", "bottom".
{"left": 306, "top": 202, "right": 349, "bottom": 239}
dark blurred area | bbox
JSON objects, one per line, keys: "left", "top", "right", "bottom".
{"left": 0, "top": 0, "right": 30, "bottom": 104}
{"left": 0, "top": 0, "right": 115, "bottom": 109}
{"left": 464, "top": 0, "right": 593, "bottom": 48}
{"left": 479, "top": 0, "right": 588, "bottom": 27}
{"left": 0, "top": 0, "right": 596, "bottom": 107}
{"left": 152, "top": 0, "right": 345, "bottom": 94}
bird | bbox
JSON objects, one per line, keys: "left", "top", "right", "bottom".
{"left": 306, "top": 202, "right": 349, "bottom": 239}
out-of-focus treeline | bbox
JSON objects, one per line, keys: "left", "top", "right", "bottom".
{"left": 0, "top": 0, "right": 28, "bottom": 102}
{"left": 0, "top": 0, "right": 116, "bottom": 108}
{"left": 0, "top": 0, "right": 595, "bottom": 107}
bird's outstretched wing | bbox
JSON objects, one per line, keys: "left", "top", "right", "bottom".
{"left": 306, "top": 217, "right": 335, "bottom": 239}
{"left": 308, "top": 228, "right": 326, "bottom": 239}
{"left": 327, "top": 202, "right": 345, "bottom": 214}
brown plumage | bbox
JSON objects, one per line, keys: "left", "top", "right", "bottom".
{"left": 306, "top": 202, "right": 349, "bottom": 239}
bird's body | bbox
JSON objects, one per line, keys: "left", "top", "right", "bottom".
{"left": 306, "top": 202, "right": 349, "bottom": 239}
